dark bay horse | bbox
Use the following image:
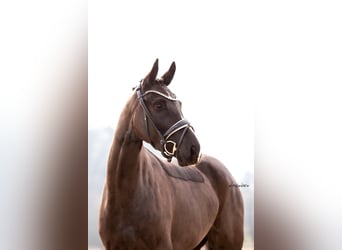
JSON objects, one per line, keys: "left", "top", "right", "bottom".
{"left": 99, "top": 59, "right": 244, "bottom": 249}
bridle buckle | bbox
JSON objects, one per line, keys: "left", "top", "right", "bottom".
{"left": 164, "top": 140, "right": 177, "bottom": 157}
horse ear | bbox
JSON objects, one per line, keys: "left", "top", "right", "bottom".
{"left": 161, "top": 62, "right": 176, "bottom": 86}
{"left": 144, "top": 58, "right": 159, "bottom": 85}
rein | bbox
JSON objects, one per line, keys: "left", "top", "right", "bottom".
{"left": 135, "top": 82, "right": 193, "bottom": 162}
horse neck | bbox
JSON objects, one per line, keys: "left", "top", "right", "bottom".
{"left": 106, "top": 96, "right": 143, "bottom": 196}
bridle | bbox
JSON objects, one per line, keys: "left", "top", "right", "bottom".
{"left": 135, "top": 81, "right": 194, "bottom": 162}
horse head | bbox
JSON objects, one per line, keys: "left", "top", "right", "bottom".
{"left": 133, "top": 59, "right": 200, "bottom": 166}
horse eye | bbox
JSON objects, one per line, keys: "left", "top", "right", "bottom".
{"left": 153, "top": 100, "right": 166, "bottom": 111}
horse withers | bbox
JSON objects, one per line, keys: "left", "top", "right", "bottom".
{"left": 99, "top": 59, "right": 244, "bottom": 250}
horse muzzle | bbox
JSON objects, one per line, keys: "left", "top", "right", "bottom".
{"left": 172, "top": 128, "right": 201, "bottom": 166}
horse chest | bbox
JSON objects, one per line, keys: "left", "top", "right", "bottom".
{"left": 103, "top": 187, "right": 167, "bottom": 225}
{"left": 105, "top": 214, "right": 170, "bottom": 250}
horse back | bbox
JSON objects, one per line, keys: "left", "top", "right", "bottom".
{"left": 197, "top": 154, "right": 241, "bottom": 200}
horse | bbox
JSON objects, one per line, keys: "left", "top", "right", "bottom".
{"left": 99, "top": 59, "right": 244, "bottom": 250}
